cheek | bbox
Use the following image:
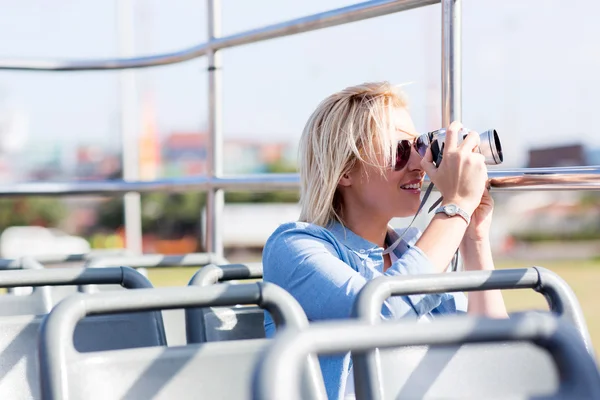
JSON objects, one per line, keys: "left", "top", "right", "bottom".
{"left": 371, "top": 178, "right": 402, "bottom": 205}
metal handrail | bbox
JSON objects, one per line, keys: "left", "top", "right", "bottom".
{"left": 252, "top": 313, "right": 600, "bottom": 400}
{"left": 186, "top": 263, "right": 264, "bottom": 344}
{"left": 0, "top": 167, "right": 596, "bottom": 197}
{"left": 0, "top": 0, "right": 463, "bottom": 256}
{"left": 6, "top": 0, "right": 594, "bottom": 255}
{"left": 39, "top": 283, "right": 324, "bottom": 400}
{"left": 352, "top": 267, "right": 592, "bottom": 350}
{"left": 0, "top": 0, "right": 438, "bottom": 71}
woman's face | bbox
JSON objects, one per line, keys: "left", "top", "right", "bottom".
{"left": 338, "top": 107, "right": 425, "bottom": 221}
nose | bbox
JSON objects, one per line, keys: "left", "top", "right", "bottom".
{"left": 407, "top": 145, "right": 423, "bottom": 172}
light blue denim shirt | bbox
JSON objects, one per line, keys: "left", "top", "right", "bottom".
{"left": 263, "top": 221, "right": 467, "bottom": 400}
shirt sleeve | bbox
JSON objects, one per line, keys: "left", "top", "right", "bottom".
{"left": 383, "top": 244, "right": 446, "bottom": 316}
{"left": 434, "top": 292, "right": 469, "bottom": 315}
{"left": 263, "top": 224, "right": 437, "bottom": 322}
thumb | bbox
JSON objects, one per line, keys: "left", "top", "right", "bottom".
{"left": 420, "top": 147, "right": 437, "bottom": 178}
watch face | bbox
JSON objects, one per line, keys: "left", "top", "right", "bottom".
{"left": 446, "top": 205, "right": 457, "bottom": 214}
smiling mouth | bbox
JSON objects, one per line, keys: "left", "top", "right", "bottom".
{"left": 400, "top": 182, "right": 422, "bottom": 190}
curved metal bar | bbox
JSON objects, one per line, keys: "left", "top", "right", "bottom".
{"left": 0, "top": 0, "right": 438, "bottom": 72}
{"left": 534, "top": 266, "right": 593, "bottom": 351}
{"left": 352, "top": 268, "right": 592, "bottom": 351}
{"left": 351, "top": 268, "right": 594, "bottom": 399}
{"left": 252, "top": 313, "right": 600, "bottom": 400}
{"left": 0, "top": 167, "right": 597, "bottom": 197}
{"left": 7, "top": 256, "right": 49, "bottom": 298}
{"left": 38, "top": 282, "right": 313, "bottom": 399}
{"left": 0, "top": 266, "right": 146, "bottom": 288}
{"left": 0, "top": 266, "right": 155, "bottom": 316}
{"left": 84, "top": 253, "right": 229, "bottom": 269}
{"left": 80, "top": 252, "right": 228, "bottom": 294}
{"left": 186, "top": 263, "right": 264, "bottom": 343}
{"left": 188, "top": 263, "right": 263, "bottom": 287}
{"left": 120, "top": 266, "right": 155, "bottom": 289}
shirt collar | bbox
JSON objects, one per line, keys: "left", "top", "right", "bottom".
{"left": 326, "top": 220, "right": 420, "bottom": 255}
{"left": 327, "top": 221, "right": 380, "bottom": 253}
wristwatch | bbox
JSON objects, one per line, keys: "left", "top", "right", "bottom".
{"left": 434, "top": 203, "right": 471, "bottom": 225}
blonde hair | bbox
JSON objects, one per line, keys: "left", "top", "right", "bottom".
{"left": 298, "top": 81, "right": 408, "bottom": 227}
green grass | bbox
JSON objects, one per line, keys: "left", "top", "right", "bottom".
{"left": 496, "top": 260, "right": 600, "bottom": 356}
{"left": 146, "top": 267, "right": 198, "bottom": 287}
{"left": 148, "top": 260, "right": 600, "bottom": 355}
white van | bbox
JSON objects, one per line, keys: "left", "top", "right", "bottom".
{"left": 0, "top": 226, "right": 90, "bottom": 259}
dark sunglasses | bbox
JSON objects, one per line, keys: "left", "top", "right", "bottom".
{"left": 393, "top": 135, "right": 430, "bottom": 171}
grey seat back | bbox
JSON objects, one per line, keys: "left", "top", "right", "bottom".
{"left": 0, "top": 285, "right": 88, "bottom": 317}
{"left": 253, "top": 313, "right": 600, "bottom": 400}
{"left": 68, "top": 339, "right": 270, "bottom": 399}
{"left": 82, "top": 253, "right": 230, "bottom": 346}
{"left": 0, "top": 267, "right": 166, "bottom": 399}
{"left": 0, "top": 313, "right": 164, "bottom": 399}
{"left": 0, "top": 315, "right": 41, "bottom": 399}
{"left": 39, "top": 283, "right": 325, "bottom": 400}
{"left": 0, "top": 264, "right": 159, "bottom": 317}
{"left": 0, "top": 289, "right": 52, "bottom": 316}
{"left": 351, "top": 267, "right": 595, "bottom": 399}
{"left": 376, "top": 342, "right": 558, "bottom": 399}
{"left": 203, "top": 305, "right": 266, "bottom": 341}
{"left": 0, "top": 257, "right": 53, "bottom": 315}
{"left": 186, "top": 263, "right": 264, "bottom": 343}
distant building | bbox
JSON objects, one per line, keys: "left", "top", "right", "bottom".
{"left": 526, "top": 144, "right": 586, "bottom": 168}
{"left": 224, "top": 139, "right": 292, "bottom": 173}
{"left": 586, "top": 147, "right": 600, "bottom": 166}
{"left": 162, "top": 132, "right": 208, "bottom": 177}
{"left": 74, "top": 145, "right": 120, "bottom": 180}
{"left": 161, "top": 131, "right": 297, "bottom": 177}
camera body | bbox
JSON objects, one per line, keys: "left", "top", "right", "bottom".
{"left": 425, "top": 128, "right": 503, "bottom": 166}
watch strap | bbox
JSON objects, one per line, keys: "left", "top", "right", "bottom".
{"left": 434, "top": 204, "right": 471, "bottom": 225}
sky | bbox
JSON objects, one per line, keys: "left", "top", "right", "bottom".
{"left": 0, "top": 0, "right": 599, "bottom": 169}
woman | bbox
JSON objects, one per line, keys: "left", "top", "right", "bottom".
{"left": 263, "top": 82, "right": 507, "bottom": 400}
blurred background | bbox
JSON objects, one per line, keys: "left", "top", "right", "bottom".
{"left": 0, "top": 0, "right": 598, "bottom": 341}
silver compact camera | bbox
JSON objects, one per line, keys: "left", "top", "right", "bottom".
{"left": 420, "top": 128, "right": 503, "bottom": 166}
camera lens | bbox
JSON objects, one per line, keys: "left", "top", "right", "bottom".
{"left": 480, "top": 129, "right": 503, "bottom": 165}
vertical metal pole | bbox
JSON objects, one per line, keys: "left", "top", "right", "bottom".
{"left": 441, "top": 0, "right": 462, "bottom": 126}
{"left": 205, "top": 0, "right": 224, "bottom": 256}
{"left": 442, "top": 0, "right": 462, "bottom": 272}
{"left": 117, "top": 0, "right": 143, "bottom": 254}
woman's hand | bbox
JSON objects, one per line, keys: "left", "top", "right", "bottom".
{"left": 416, "top": 121, "right": 493, "bottom": 275}
{"left": 463, "top": 187, "right": 494, "bottom": 242}
{"left": 420, "top": 121, "right": 488, "bottom": 216}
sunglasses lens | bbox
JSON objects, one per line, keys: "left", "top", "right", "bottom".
{"left": 394, "top": 140, "right": 412, "bottom": 171}
{"left": 415, "top": 135, "right": 430, "bottom": 158}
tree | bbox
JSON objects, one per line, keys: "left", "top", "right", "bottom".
{"left": 0, "top": 197, "right": 66, "bottom": 230}
{"left": 97, "top": 192, "right": 205, "bottom": 238}
{"left": 225, "top": 160, "right": 300, "bottom": 203}
{"left": 95, "top": 160, "right": 300, "bottom": 238}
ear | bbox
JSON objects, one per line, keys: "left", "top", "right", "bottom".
{"left": 338, "top": 171, "right": 353, "bottom": 187}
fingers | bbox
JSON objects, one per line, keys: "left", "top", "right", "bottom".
{"left": 420, "top": 147, "right": 436, "bottom": 178}
{"left": 459, "top": 131, "right": 481, "bottom": 153}
{"left": 444, "top": 121, "right": 462, "bottom": 151}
